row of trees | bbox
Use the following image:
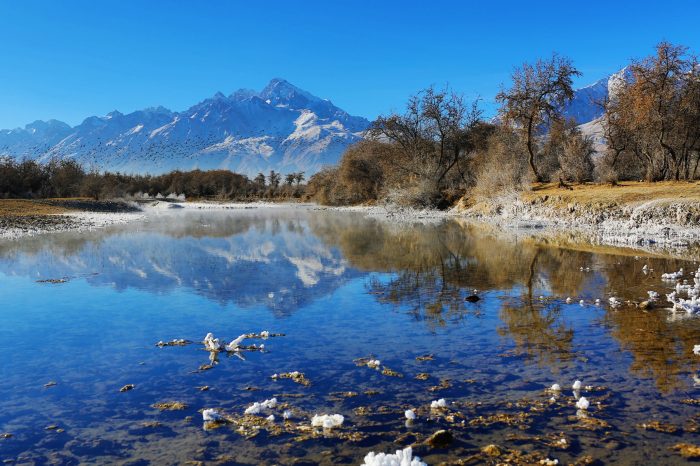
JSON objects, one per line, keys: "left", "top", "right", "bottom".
{"left": 308, "top": 42, "right": 700, "bottom": 207}
{"left": 305, "top": 90, "right": 495, "bottom": 208}
{"left": 251, "top": 171, "right": 305, "bottom": 197}
{"left": 602, "top": 43, "right": 700, "bottom": 181}
{"left": 0, "top": 158, "right": 306, "bottom": 200}
{"left": 4, "top": 42, "right": 697, "bottom": 206}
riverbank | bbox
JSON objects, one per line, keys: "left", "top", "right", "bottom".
{"left": 0, "top": 199, "right": 144, "bottom": 240}
{"left": 5, "top": 183, "right": 700, "bottom": 255}
{"left": 0, "top": 199, "right": 302, "bottom": 239}
{"left": 456, "top": 181, "right": 700, "bottom": 253}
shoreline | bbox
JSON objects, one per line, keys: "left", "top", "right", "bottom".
{"left": 4, "top": 190, "right": 700, "bottom": 259}
{"left": 455, "top": 193, "right": 700, "bottom": 257}
{"left": 0, "top": 199, "right": 306, "bottom": 240}
{"left": 0, "top": 199, "right": 145, "bottom": 240}
{"left": 0, "top": 211, "right": 146, "bottom": 240}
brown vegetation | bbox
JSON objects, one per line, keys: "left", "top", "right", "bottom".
{"left": 308, "top": 41, "right": 700, "bottom": 209}
{"left": 0, "top": 158, "right": 306, "bottom": 201}
{"left": 522, "top": 181, "right": 700, "bottom": 206}
{"left": 496, "top": 53, "right": 581, "bottom": 181}
{"left": 307, "top": 87, "right": 492, "bottom": 208}
{"left": 4, "top": 43, "right": 699, "bottom": 210}
{"left": 602, "top": 43, "right": 700, "bottom": 181}
{"left": 0, "top": 199, "right": 69, "bottom": 217}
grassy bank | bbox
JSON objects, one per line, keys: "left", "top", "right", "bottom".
{"left": 456, "top": 181, "right": 700, "bottom": 251}
{"left": 0, "top": 199, "right": 71, "bottom": 217}
{"left": 524, "top": 181, "right": 700, "bottom": 205}
{"left": 460, "top": 181, "right": 700, "bottom": 212}
{"left": 0, "top": 198, "right": 142, "bottom": 218}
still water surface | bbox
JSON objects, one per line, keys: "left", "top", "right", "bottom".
{"left": 1, "top": 207, "right": 700, "bottom": 465}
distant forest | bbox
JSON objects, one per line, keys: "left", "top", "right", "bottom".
{"left": 3, "top": 42, "right": 699, "bottom": 208}
{"left": 0, "top": 158, "right": 305, "bottom": 200}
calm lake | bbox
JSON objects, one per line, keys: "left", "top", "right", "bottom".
{"left": 1, "top": 206, "right": 700, "bottom": 465}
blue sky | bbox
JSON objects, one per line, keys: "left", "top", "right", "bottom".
{"left": 1, "top": 0, "right": 699, "bottom": 129}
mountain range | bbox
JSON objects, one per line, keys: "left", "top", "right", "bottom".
{"left": 0, "top": 73, "right": 625, "bottom": 177}
{"left": 0, "top": 79, "right": 369, "bottom": 177}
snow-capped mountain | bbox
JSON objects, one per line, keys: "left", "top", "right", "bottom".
{"left": 0, "top": 71, "right": 632, "bottom": 174}
{"left": 565, "top": 68, "right": 633, "bottom": 151}
{"left": 563, "top": 67, "right": 632, "bottom": 124}
{"left": 0, "top": 79, "right": 370, "bottom": 177}
{"left": 0, "top": 119, "right": 73, "bottom": 156}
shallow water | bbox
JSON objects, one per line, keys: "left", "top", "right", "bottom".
{"left": 1, "top": 206, "right": 700, "bottom": 465}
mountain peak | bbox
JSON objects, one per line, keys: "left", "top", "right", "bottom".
{"left": 268, "top": 77, "right": 290, "bottom": 86}
{"left": 25, "top": 119, "right": 71, "bottom": 131}
{"left": 562, "top": 67, "right": 633, "bottom": 125}
{"left": 142, "top": 105, "right": 173, "bottom": 116}
{"left": 259, "top": 78, "right": 319, "bottom": 108}
{"left": 230, "top": 88, "right": 257, "bottom": 101}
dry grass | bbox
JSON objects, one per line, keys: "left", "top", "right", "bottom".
{"left": 0, "top": 198, "right": 127, "bottom": 218}
{"left": 525, "top": 181, "right": 700, "bottom": 206}
{"left": 0, "top": 200, "right": 70, "bottom": 217}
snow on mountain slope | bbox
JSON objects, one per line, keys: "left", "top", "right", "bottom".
{"left": 563, "top": 67, "right": 632, "bottom": 125}
{"left": 565, "top": 67, "right": 633, "bottom": 155}
{"left": 0, "top": 119, "right": 73, "bottom": 157}
{"left": 562, "top": 77, "right": 608, "bottom": 124}
{"left": 0, "top": 79, "right": 370, "bottom": 177}
{"left": 0, "top": 71, "right": 633, "bottom": 174}
{"left": 579, "top": 117, "right": 606, "bottom": 154}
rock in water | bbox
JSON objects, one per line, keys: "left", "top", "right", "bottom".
{"left": 481, "top": 444, "right": 502, "bottom": 457}
{"left": 426, "top": 429, "right": 454, "bottom": 448}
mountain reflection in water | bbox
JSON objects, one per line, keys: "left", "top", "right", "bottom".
{"left": 1, "top": 206, "right": 700, "bottom": 464}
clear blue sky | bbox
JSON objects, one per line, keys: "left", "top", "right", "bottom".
{"left": 1, "top": 0, "right": 699, "bottom": 129}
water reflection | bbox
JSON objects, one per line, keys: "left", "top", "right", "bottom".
{"left": 0, "top": 209, "right": 358, "bottom": 315}
{"left": 604, "top": 307, "right": 700, "bottom": 392}
{"left": 311, "top": 216, "right": 700, "bottom": 390}
{"left": 2, "top": 207, "right": 700, "bottom": 464}
{"left": 1, "top": 209, "right": 699, "bottom": 391}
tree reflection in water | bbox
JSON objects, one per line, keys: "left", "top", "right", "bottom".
{"left": 314, "top": 215, "right": 700, "bottom": 390}
{"left": 0, "top": 208, "right": 699, "bottom": 391}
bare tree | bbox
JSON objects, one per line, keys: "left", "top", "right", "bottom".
{"left": 267, "top": 170, "right": 281, "bottom": 189}
{"left": 602, "top": 42, "right": 700, "bottom": 181}
{"left": 370, "top": 86, "right": 482, "bottom": 206}
{"left": 496, "top": 54, "right": 581, "bottom": 181}
{"left": 559, "top": 129, "right": 595, "bottom": 183}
